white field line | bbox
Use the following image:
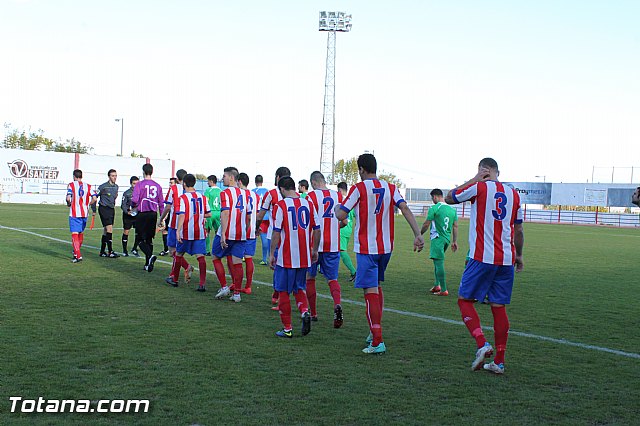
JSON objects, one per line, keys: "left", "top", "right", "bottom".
{"left": 1, "top": 224, "right": 639, "bottom": 360}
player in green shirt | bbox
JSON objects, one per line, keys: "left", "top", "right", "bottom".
{"left": 298, "top": 179, "right": 309, "bottom": 199}
{"left": 204, "top": 175, "right": 222, "bottom": 255}
{"left": 337, "top": 182, "right": 357, "bottom": 281}
{"left": 420, "top": 188, "right": 458, "bottom": 296}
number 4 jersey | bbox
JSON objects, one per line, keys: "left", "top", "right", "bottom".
{"left": 339, "top": 179, "right": 405, "bottom": 255}
{"left": 452, "top": 180, "right": 522, "bottom": 266}
{"left": 219, "top": 186, "right": 253, "bottom": 241}
{"left": 272, "top": 197, "right": 320, "bottom": 268}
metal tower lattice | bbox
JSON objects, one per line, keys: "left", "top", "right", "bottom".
{"left": 320, "top": 31, "right": 337, "bottom": 182}
{"left": 318, "top": 11, "right": 351, "bottom": 183}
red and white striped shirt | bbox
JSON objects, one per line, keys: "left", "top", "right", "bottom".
{"left": 245, "top": 189, "right": 259, "bottom": 240}
{"left": 306, "top": 188, "right": 342, "bottom": 253}
{"left": 66, "top": 181, "right": 96, "bottom": 218}
{"left": 177, "top": 191, "right": 210, "bottom": 240}
{"left": 219, "top": 186, "right": 252, "bottom": 241}
{"left": 273, "top": 197, "right": 320, "bottom": 268}
{"left": 260, "top": 188, "right": 283, "bottom": 239}
{"left": 164, "top": 184, "right": 182, "bottom": 229}
{"left": 340, "top": 179, "right": 405, "bottom": 255}
{"left": 453, "top": 180, "right": 523, "bottom": 266}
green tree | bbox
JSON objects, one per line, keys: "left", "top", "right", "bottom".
{"left": 195, "top": 173, "right": 207, "bottom": 181}
{"left": 333, "top": 157, "right": 359, "bottom": 185}
{"left": 2, "top": 123, "right": 92, "bottom": 153}
{"left": 130, "top": 150, "right": 145, "bottom": 158}
{"left": 378, "top": 170, "right": 403, "bottom": 187}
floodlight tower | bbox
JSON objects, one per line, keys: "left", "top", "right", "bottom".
{"left": 319, "top": 11, "right": 352, "bottom": 183}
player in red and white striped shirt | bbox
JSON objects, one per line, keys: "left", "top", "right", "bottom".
{"left": 269, "top": 177, "right": 320, "bottom": 338}
{"left": 305, "top": 171, "right": 345, "bottom": 328}
{"left": 66, "top": 169, "right": 98, "bottom": 263}
{"left": 445, "top": 157, "right": 524, "bottom": 374}
{"left": 336, "top": 154, "right": 424, "bottom": 354}
{"left": 255, "top": 166, "right": 291, "bottom": 309}
{"left": 213, "top": 167, "right": 252, "bottom": 302}
{"left": 158, "top": 169, "right": 193, "bottom": 285}
{"left": 238, "top": 173, "right": 258, "bottom": 294}
{"left": 166, "top": 174, "right": 211, "bottom": 291}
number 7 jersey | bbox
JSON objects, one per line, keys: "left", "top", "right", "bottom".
{"left": 452, "top": 180, "right": 522, "bottom": 266}
{"left": 339, "top": 179, "right": 405, "bottom": 255}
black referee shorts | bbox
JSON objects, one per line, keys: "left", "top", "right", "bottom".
{"left": 122, "top": 213, "right": 136, "bottom": 230}
{"left": 135, "top": 211, "right": 158, "bottom": 242}
{"left": 99, "top": 205, "right": 115, "bottom": 227}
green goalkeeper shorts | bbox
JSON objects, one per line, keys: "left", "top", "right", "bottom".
{"left": 429, "top": 237, "right": 449, "bottom": 260}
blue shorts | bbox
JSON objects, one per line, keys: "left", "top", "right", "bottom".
{"left": 274, "top": 265, "right": 307, "bottom": 294}
{"left": 355, "top": 253, "right": 392, "bottom": 289}
{"left": 212, "top": 235, "right": 246, "bottom": 259}
{"left": 167, "top": 228, "right": 177, "bottom": 248}
{"left": 244, "top": 238, "right": 257, "bottom": 257}
{"left": 69, "top": 217, "right": 87, "bottom": 233}
{"left": 308, "top": 252, "right": 340, "bottom": 280}
{"left": 458, "top": 259, "right": 515, "bottom": 305}
{"left": 176, "top": 239, "right": 206, "bottom": 256}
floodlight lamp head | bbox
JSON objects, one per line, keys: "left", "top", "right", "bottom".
{"left": 319, "top": 11, "right": 352, "bottom": 32}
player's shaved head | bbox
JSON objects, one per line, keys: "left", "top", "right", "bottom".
{"left": 277, "top": 176, "right": 296, "bottom": 191}
{"left": 255, "top": 174, "right": 264, "bottom": 185}
{"left": 183, "top": 174, "right": 196, "bottom": 187}
{"left": 73, "top": 169, "right": 82, "bottom": 179}
{"left": 310, "top": 171, "right": 325, "bottom": 185}
{"left": 479, "top": 157, "right": 499, "bottom": 171}
{"left": 176, "top": 169, "right": 188, "bottom": 182}
{"left": 224, "top": 167, "right": 239, "bottom": 184}
{"left": 358, "top": 153, "right": 377, "bottom": 174}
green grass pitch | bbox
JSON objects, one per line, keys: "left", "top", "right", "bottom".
{"left": 1, "top": 203, "right": 639, "bottom": 425}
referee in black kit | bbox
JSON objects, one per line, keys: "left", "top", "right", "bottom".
{"left": 97, "top": 169, "right": 120, "bottom": 258}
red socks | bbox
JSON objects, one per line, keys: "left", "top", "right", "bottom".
{"left": 181, "top": 256, "right": 190, "bottom": 271}
{"left": 197, "top": 256, "right": 207, "bottom": 286}
{"left": 294, "top": 290, "right": 309, "bottom": 314}
{"left": 170, "top": 255, "right": 182, "bottom": 281}
{"left": 71, "top": 234, "right": 81, "bottom": 258}
{"left": 491, "top": 306, "right": 510, "bottom": 364}
{"left": 245, "top": 257, "right": 254, "bottom": 290}
{"left": 458, "top": 299, "right": 487, "bottom": 348}
{"left": 306, "top": 279, "right": 317, "bottom": 317}
{"left": 232, "top": 263, "right": 244, "bottom": 294}
{"left": 278, "top": 291, "right": 292, "bottom": 330}
{"left": 378, "top": 285, "right": 384, "bottom": 320}
{"left": 79, "top": 232, "right": 84, "bottom": 246}
{"left": 364, "top": 292, "right": 383, "bottom": 346}
{"left": 212, "top": 258, "right": 227, "bottom": 286}
{"left": 328, "top": 280, "right": 341, "bottom": 306}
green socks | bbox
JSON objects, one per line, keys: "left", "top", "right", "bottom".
{"left": 433, "top": 259, "right": 446, "bottom": 291}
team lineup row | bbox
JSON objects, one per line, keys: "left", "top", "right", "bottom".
{"left": 64, "top": 153, "right": 524, "bottom": 374}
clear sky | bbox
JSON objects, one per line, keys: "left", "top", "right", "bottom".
{"left": 1, "top": 0, "right": 639, "bottom": 187}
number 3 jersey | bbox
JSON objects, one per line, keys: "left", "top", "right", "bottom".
{"left": 306, "top": 189, "right": 343, "bottom": 253}
{"left": 452, "top": 180, "right": 522, "bottom": 266}
{"left": 272, "top": 197, "right": 320, "bottom": 268}
{"left": 340, "top": 179, "right": 405, "bottom": 255}
{"left": 177, "top": 192, "right": 210, "bottom": 240}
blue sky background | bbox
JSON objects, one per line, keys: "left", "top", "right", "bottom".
{"left": 2, "top": 0, "right": 639, "bottom": 186}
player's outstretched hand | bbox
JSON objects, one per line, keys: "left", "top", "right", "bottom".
{"left": 221, "top": 237, "right": 228, "bottom": 249}
{"left": 515, "top": 254, "right": 524, "bottom": 272}
{"left": 413, "top": 235, "right": 425, "bottom": 252}
{"left": 269, "top": 255, "right": 276, "bottom": 270}
{"left": 177, "top": 234, "right": 183, "bottom": 244}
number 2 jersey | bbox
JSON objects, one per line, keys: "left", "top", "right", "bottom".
{"left": 340, "top": 179, "right": 405, "bottom": 255}
{"left": 306, "top": 188, "right": 343, "bottom": 253}
{"left": 452, "top": 180, "right": 522, "bottom": 266}
{"left": 177, "top": 191, "right": 210, "bottom": 240}
{"left": 272, "top": 197, "right": 320, "bottom": 268}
